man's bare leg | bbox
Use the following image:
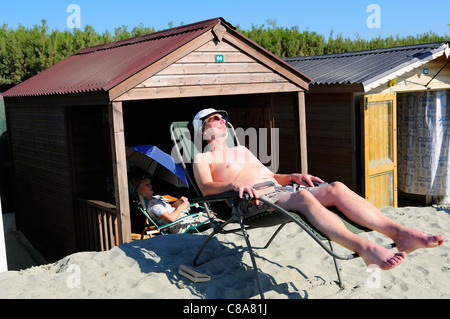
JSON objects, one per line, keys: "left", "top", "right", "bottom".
{"left": 276, "top": 189, "right": 406, "bottom": 270}
{"left": 309, "top": 182, "right": 444, "bottom": 253}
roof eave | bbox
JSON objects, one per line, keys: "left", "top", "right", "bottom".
{"left": 362, "top": 42, "right": 449, "bottom": 92}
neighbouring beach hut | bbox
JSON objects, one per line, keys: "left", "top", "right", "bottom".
{"left": 286, "top": 41, "right": 450, "bottom": 209}
{"left": 2, "top": 18, "right": 310, "bottom": 261}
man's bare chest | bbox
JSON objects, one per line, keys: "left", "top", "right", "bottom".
{"left": 208, "top": 147, "right": 258, "bottom": 177}
{"left": 208, "top": 147, "right": 257, "bottom": 165}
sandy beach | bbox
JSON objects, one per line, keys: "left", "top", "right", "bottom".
{"left": 0, "top": 205, "right": 448, "bottom": 299}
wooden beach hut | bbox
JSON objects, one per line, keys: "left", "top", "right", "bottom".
{"left": 286, "top": 41, "right": 450, "bottom": 208}
{"left": 2, "top": 18, "right": 310, "bottom": 261}
{"left": 0, "top": 94, "right": 13, "bottom": 214}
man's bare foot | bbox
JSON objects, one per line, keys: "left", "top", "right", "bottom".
{"left": 394, "top": 227, "right": 444, "bottom": 253}
{"left": 359, "top": 244, "right": 406, "bottom": 270}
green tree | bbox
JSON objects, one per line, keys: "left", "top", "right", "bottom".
{"left": 0, "top": 20, "right": 448, "bottom": 89}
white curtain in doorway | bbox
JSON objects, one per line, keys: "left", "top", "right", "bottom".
{"left": 398, "top": 90, "right": 450, "bottom": 196}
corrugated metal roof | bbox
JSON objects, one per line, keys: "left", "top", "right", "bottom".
{"left": 285, "top": 41, "right": 450, "bottom": 87}
{"left": 4, "top": 17, "right": 310, "bottom": 99}
{"left": 3, "top": 18, "right": 227, "bottom": 98}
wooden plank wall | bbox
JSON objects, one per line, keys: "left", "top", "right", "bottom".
{"left": 305, "top": 93, "right": 355, "bottom": 189}
{"left": 7, "top": 104, "right": 76, "bottom": 262}
{"left": 271, "top": 93, "right": 302, "bottom": 174}
{"left": 68, "top": 106, "right": 111, "bottom": 199}
{"left": 119, "top": 40, "right": 300, "bottom": 100}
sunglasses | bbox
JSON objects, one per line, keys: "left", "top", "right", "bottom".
{"left": 206, "top": 115, "right": 225, "bottom": 122}
{"left": 202, "top": 114, "right": 228, "bottom": 129}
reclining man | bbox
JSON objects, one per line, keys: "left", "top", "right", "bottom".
{"left": 192, "top": 108, "right": 444, "bottom": 270}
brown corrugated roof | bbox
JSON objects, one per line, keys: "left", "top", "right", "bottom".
{"left": 3, "top": 17, "right": 310, "bottom": 99}
{"left": 3, "top": 18, "right": 225, "bottom": 98}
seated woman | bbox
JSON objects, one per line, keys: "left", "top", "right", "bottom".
{"left": 131, "top": 176, "right": 209, "bottom": 234}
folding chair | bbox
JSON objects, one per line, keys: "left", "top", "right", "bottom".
{"left": 169, "top": 120, "right": 396, "bottom": 299}
{"left": 129, "top": 184, "right": 210, "bottom": 237}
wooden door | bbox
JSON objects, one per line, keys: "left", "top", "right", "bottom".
{"left": 363, "top": 93, "right": 398, "bottom": 208}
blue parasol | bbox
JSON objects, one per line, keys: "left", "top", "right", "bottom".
{"left": 126, "top": 145, "right": 189, "bottom": 188}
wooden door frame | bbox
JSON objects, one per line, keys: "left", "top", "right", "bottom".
{"left": 363, "top": 92, "right": 398, "bottom": 208}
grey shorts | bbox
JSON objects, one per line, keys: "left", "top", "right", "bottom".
{"left": 259, "top": 186, "right": 318, "bottom": 204}
{"left": 259, "top": 190, "right": 291, "bottom": 204}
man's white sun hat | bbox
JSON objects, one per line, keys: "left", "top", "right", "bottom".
{"left": 192, "top": 108, "right": 228, "bottom": 133}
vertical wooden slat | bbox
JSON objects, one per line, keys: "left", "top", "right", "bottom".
{"left": 113, "top": 214, "right": 119, "bottom": 246}
{"left": 298, "top": 91, "right": 308, "bottom": 174}
{"left": 109, "top": 101, "right": 132, "bottom": 244}
{"left": 97, "top": 209, "right": 105, "bottom": 251}
{"left": 107, "top": 213, "right": 115, "bottom": 248}
{"left": 102, "top": 212, "right": 109, "bottom": 250}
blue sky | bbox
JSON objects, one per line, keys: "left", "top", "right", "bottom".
{"left": 1, "top": 0, "right": 449, "bottom": 40}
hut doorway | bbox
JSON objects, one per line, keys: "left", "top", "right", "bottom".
{"left": 122, "top": 93, "right": 276, "bottom": 197}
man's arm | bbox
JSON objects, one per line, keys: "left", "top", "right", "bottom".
{"left": 161, "top": 198, "right": 190, "bottom": 223}
{"left": 273, "top": 174, "right": 291, "bottom": 186}
{"left": 193, "top": 153, "right": 233, "bottom": 196}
